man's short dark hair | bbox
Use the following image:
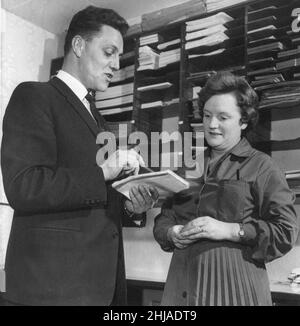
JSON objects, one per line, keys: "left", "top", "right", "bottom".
{"left": 198, "top": 71, "right": 259, "bottom": 132}
{"left": 64, "top": 6, "right": 129, "bottom": 56}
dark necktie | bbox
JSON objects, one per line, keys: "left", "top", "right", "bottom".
{"left": 85, "top": 92, "right": 109, "bottom": 131}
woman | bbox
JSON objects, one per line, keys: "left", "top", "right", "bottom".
{"left": 153, "top": 71, "right": 299, "bottom": 306}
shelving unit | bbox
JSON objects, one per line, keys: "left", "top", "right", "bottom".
{"left": 49, "top": 0, "right": 300, "bottom": 195}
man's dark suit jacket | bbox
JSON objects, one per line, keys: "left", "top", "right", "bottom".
{"left": 1, "top": 77, "right": 129, "bottom": 306}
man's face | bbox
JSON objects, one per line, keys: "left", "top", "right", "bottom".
{"left": 78, "top": 24, "right": 123, "bottom": 91}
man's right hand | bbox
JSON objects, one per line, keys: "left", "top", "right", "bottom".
{"left": 100, "top": 149, "right": 145, "bottom": 181}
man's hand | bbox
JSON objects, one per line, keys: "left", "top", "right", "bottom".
{"left": 124, "top": 185, "right": 159, "bottom": 215}
{"left": 100, "top": 149, "right": 145, "bottom": 181}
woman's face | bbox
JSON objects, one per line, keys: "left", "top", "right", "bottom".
{"left": 203, "top": 92, "right": 247, "bottom": 151}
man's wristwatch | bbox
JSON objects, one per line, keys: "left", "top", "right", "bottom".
{"left": 238, "top": 223, "right": 245, "bottom": 239}
{"left": 124, "top": 204, "right": 135, "bottom": 218}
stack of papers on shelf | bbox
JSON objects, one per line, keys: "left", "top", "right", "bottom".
{"left": 157, "top": 38, "right": 181, "bottom": 50}
{"left": 140, "top": 33, "right": 162, "bottom": 46}
{"left": 276, "top": 58, "right": 300, "bottom": 70}
{"left": 137, "top": 82, "right": 172, "bottom": 92}
{"left": 141, "top": 98, "right": 179, "bottom": 109}
{"left": 285, "top": 170, "right": 300, "bottom": 195}
{"left": 186, "top": 24, "right": 228, "bottom": 41}
{"left": 185, "top": 32, "right": 229, "bottom": 50}
{"left": 112, "top": 65, "right": 135, "bottom": 83}
{"left": 278, "top": 46, "right": 300, "bottom": 58}
{"left": 138, "top": 46, "right": 160, "bottom": 71}
{"left": 186, "top": 12, "right": 233, "bottom": 32}
{"left": 285, "top": 170, "right": 300, "bottom": 180}
{"left": 185, "top": 12, "right": 234, "bottom": 52}
{"left": 251, "top": 74, "right": 284, "bottom": 87}
{"left": 95, "top": 94, "right": 134, "bottom": 109}
{"left": 96, "top": 83, "right": 134, "bottom": 101}
{"left": 188, "top": 48, "right": 225, "bottom": 58}
{"left": 248, "top": 42, "right": 284, "bottom": 55}
{"left": 159, "top": 48, "right": 181, "bottom": 67}
{"left": 100, "top": 106, "right": 133, "bottom": 116}
{"left": 258, "top": 81, "right": 300, "bottom": 108}
{"left": 112, "top": 169, "right": 190, "bottom": 199}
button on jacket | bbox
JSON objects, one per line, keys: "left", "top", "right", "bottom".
{"left": 153, "top": 138, "right": 299, "bottom": 306}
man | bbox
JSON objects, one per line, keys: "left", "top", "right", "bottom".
{"left": 1, "top": 6, "right": 157, "bottom": 306}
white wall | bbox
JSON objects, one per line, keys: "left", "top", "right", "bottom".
{"left": 0, "top": 7, "right": 61, "bottom": 269}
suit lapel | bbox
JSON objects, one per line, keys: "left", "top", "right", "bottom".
{"left": 50, "top": 77, "right": 101, "bottom": 136}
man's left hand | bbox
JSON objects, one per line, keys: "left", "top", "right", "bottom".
{"left": 124, "top": 185, "right": 159, "bottom": 215}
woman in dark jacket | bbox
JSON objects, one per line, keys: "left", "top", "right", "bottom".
{"left": 153, "top": 71, "right": 299, "bottom": 306}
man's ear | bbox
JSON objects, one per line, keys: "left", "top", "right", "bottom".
{"left": 241, "top": 122, "right": 248, "bottom": 130}
{"left": 72, "top": 35, "right": 84, "bottom": 57}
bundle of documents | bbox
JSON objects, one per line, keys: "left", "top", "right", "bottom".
{"left": 100, "top": 106, "right": 133, "bottom": 116}
{"left": 251, "top": 74, "right": 284, "bottom": 87}
{"left": 276, "top": 58, "right": 300, "bottom": 70}
{"left": 138, "top": 46, "right": 159, "bottom": 71}
{"left": 140, "top": 33, "right": 162, "bottom": 46}
{"left": 185, "top": 12, "right": 234, "bottom": 51}
{"left": 258, "top": 81, "right": 300, "bottom": 108}
{"left": 112, "top": 169, "right": 190, "bottom": 199}
{"left": 95, "top": 83, "right": 134, "bottom": 101}
{"left": 159, "top": 48, "right": 181, "bottom": 67}
{"left": 112, "top": 65, "right": 135, "bottom": 83}
{"left": 206, "top": 0, "right": 248, "bottom": 12}
{"left": 95, "top": 94, "right": 134, "bottom": 109}
{"left": 186, "top": 12, "right": 233, "bottom": 32}
{"left": 185, "top": 32, "right": 229, "bottom": 50}
{"left": 186, "top": 24, "right": 228, "bottom": 41}
{"left": 157, "top": 38, "right": 180, "bottom": 51}
{"left": 137, "top": 82, "right": 172, "bottom": 92}
{"left": 248, "top": 42, "right": 284, "bottom": 55}
{"left": 285, "top": 170, "right": 300, "bottom": 195}
{"left": 141, "top": 98, "right": 179, "bottom": 110}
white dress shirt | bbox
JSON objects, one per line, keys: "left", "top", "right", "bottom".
{"left": 56, "top": 70, "right": 94, "bottom": 119}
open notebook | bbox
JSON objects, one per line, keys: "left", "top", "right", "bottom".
{"left": 112, "top": 169, "right": 190, "bottom": 199}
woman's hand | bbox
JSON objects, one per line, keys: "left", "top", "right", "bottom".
{"left": 167, "top": 225, "right": 198, "bottom": 250}
{"left": 180, "top": 216, "right": 240, "bottom": 242}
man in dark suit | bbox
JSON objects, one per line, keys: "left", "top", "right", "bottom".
{"left": 1, "top": 6, "right": 157, "bottom": 306}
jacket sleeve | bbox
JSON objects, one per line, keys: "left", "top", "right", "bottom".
{"left": 241, "top": 158, "right": 299, "bottom": 263}
{"left": 1, "top": 82, "right": 108, "bottom": 214}
{"left": 153, "top": 197, "right": 178, "bottom": 252}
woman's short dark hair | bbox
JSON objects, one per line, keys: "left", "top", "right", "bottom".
{"left": 198, "top": 71, "right": 259, "bottom": 132}
{"left": 64, "top": 6, "right": 129, "bottom": 56}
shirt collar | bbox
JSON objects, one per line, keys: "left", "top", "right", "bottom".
{"left": 56, "top": 70, "right": 88, "bottom": 102}
{"left": 205, "top": 137, "right": 255, "bottom": 160}
{"left": 230, "top": 137, "right": 255, "bottom": 158}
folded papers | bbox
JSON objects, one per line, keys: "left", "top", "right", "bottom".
{"left": 112, "top": 169, "right": 190, "bottom": 199}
